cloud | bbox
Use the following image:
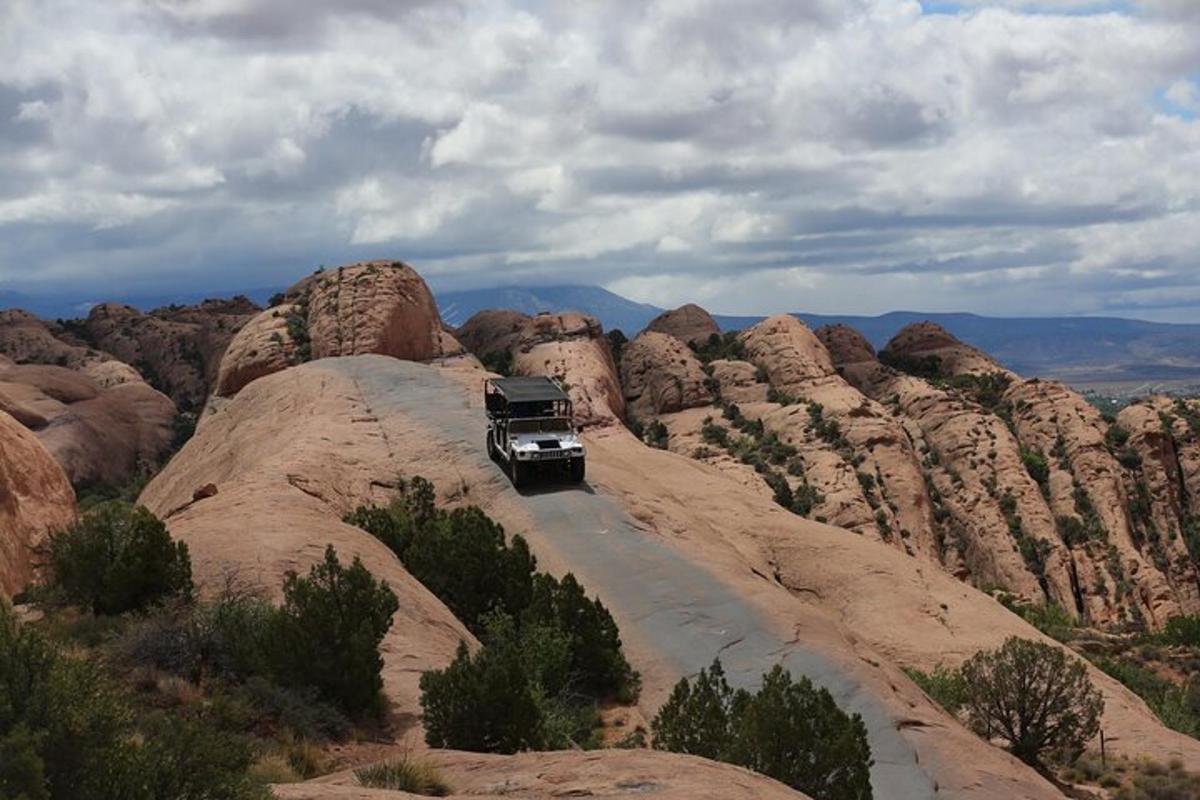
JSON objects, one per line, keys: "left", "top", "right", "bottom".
{"left": 0, "top": 0, "right": 1198, "bottom": 321}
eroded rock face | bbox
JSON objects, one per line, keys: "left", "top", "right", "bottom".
{"left": 83, "top": 299, "right": 259, "bottom": 411}
{"left": 0, "top": 364, "right": 176, "bottom": 487}
{"left": 0, "top": 410, "right": 76, "bottom": 597}
{"left": 0, "top": 310, "right": 113, "bottom": 372}
{"left": 620, "top": 331, "right": 712, "bottom": 419}
{"left": 457, "top": 309, "right": 625, "bottom": 427}
{"left": 215, "top": 305, "right": 303, "bottom": 398}
{"left": 882, "top": 321, "right": 1010, "bottom": 378}
{"left": 644, "top": 303, "right": 721, "bottom": 347}
{"left": 732, "top": 315, "right": 938, "bottom": 555}
{"left": 302, "top": 261, "right": 447, "bottom": 362}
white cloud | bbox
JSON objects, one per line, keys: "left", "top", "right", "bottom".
{"left": 0, "top": 0, "right": 1198, "bottom": 320}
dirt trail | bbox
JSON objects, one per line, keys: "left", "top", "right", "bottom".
{"left": 335, "top": 357, "right": 940, "bottom": 799}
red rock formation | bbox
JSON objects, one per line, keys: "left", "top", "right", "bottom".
{"left": 0, "top": 410, "right": 75, "bottom": 597}
{"left": 620, "top": 331, "right": 712, "bottom": 419}
{"left": 644, "top": 303, "right": 721, "bottom": 347}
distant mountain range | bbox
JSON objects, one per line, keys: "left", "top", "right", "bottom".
{"left": 435, "top": 285, "right": 1200, "bottom": 391}
{"left": 4, "top": 282, "right": 1199, "bottom": 392}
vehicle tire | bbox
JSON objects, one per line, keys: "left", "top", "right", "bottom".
{"left": 569, "top": 457, "right": 585, "bottom": 484}
{"left": 486, "top": 430, "right": 497, "bottom": 461}
{"left": 510, "top": 457, "right": 526, "bottom": 489}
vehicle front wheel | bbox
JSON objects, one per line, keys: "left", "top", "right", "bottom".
{"left": 569, "top": 457, "right": 585, "bottom": 484}
{"left": 486, "top": 431, "right": 497, "bottom": 461}
{"left": 510, "top": 457, "right": 527, "bottom": 489}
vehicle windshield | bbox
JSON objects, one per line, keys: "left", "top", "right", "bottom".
{"left": 509, "top": 417, "right": 572, "bottom": 434}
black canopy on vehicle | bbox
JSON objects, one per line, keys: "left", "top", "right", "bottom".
{"left": 488, "top": 376, "right": 569, "bottom": 403}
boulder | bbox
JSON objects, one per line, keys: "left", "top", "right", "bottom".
{"left": 0, "top": 364, "right": 176, "bottom": 487}
{"left": 644, "top": 303, "right": 721, "bottom": 347}
{"left": 302, "top": 261, "right": 447, "bottom": 362}
{"left": 620, "top": 331, "right": 712, "bottom": 419}
{"left": 0, "top": 410, "right": 75, "bottom": 597}
{"left": 214, "top": 305, "right": 303, "bottom": 397}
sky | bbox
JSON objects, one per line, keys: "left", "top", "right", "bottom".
{"left": 1, "top": 0, "right": 1199, "bottom": 320}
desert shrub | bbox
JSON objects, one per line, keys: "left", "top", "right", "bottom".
{"left": 1016, "top": 603, "right": 1077, "bottom": 643}
{"left": 1021, "top": 448, "right": 1050, "bottom": 487}
{"left": 792, "top": 482, "right": 824, "bottom": 517}
{"left": 349, "top": 480, "right": 638, "bottom": 705}
{"left": 903, "top": 665, "right": 968, "bottom": 713}
{"left": 691, "top": 331, "right": 746, "bottom": 363}
{"left": 646, "top": 420, "right": 670, "bottom": 449}
{"left": 606, "top": 329, "right": 628, "bottom": 367}
{"left": 1106, "top": 424, "right": 1132, "bottom": 450}
{"left": 1159, "top": 616, "right": 1200, "bottom": 648}
{"left": 271, "top": 545, "right": 399, "bottom": 716}
{"left": 45, "top": 501, "right": 193, "bottom": 616}
{"left": 235, "top": 677, "right": 353, "bottom": 742}
{"left": 481, "top": 349, "right": 514, "bottom": 377}
{"left": 356, "top": 756, "right": 450, "bottom": 795}
{"left": 137, "top": 711, "right": 268, "bottom": 800}
{"left": 1118, "top": 447, "right": 1144, "bottom": 470}
{"left": 1094, "top": 657, "right": 1200, "bottom": 739}
{"left": 0, "top": 601, "right": 265, "bottom": 800}
{"left": 420, "top": 641, "right": 546, "bottom": 753}
{"left": 651, "top": 660, "right": 873, "bottom": 800}
{"left": 960, "top": 637, "right": 1103, "bottom": 766}
{"left": 879, "top": 350, "right": 942, "bottom": 379}
{"left": 524, "top": 573, "right": 638, "bottom": 701}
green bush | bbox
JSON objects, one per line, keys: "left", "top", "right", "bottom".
{"left": 903, "top": 665, "right": 967, "bottom": 713}
{"left": 651, "top": 660, "right": 873, "bottom": 800}
{"left": 349, "top": 480, "right": 638, "bottom": 706}
{"left": 46, "top": 501, "right": 192, "bottom": 616}
{"left": 272, "top": 545, "right": 399, "bottom": 716}
{"left": 0, "top": 601, "right": 265, "bottom": 800}
{"left": 1094, "top": 657, "right": 1200, "bottom": 739}
{"left": 961, "top": 637, "right": 1103, "bottom": 766}
{"left": 420, "top": 641, "right": 546, "bottom": 753}
{"left": 356, "top": 756, "right": 450, "bottom": 795}
{"left": 1021, "top": 448, "right": 1049, "bottom": 487}
{"left": 1159, "top": 616, "right": 1200, "bottom": 647}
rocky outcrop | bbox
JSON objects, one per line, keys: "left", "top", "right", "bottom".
{"left": 214, "top": 305, "right": 303, "bottom": 398}
{"left": 823, "top": 331, "right": 1077, "bottom": 610}
{"left": 0, "top": 364, "right": 176, "bottom": 487}
{"left": 644, "top": 303, "right": 721, "bottom": 347}
{"left": 881, "top": 321, "right": 1010, "bottom": 378}
{"left": 83, "top": 298, "right": 259, "bottom": 411}
{"left": 736, "top": 315, "right": 938, "bottom": 555}
{"left": 300, "top": 261, "right": 448, "bottom": 362}
{"left": 0, "top": 309, "right": 114, "bottom": 372}
{"left": 457, "top": 309, "right": 624, "bottom": 427}
{"left": 0, "top": 410, "right": 76, "bottom": 597}
{"left": 620, "top": 331, "right": 712, "bottom": 419}
{"left": 279, "top": 749, "right": 812, "bottom": 800}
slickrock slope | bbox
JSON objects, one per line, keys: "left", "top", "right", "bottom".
{"left": 281, "top": 750, "right": 810, "bottom": 800}
{"left": 139, "top": 361, "right": 478, "bottom": 730}
{"left": 457, "top": 309, "right": 624, "bottom": 427}
{"left": 735, "top": 315, "right": 938, "bottom": 555}
{"left": 83, "top": 298, "right": 259, "bottom": 411}
{"left": 0, "top": 364, "right": 176, "bottom": 486}
{"left": 0, "top": 410, "right": 75, "bottom": 597}
{"left": 644, "top": 303, "right": 721, "bottom": 347}
{"left": 619, "top": 331, "right": 712, "bottom": 419}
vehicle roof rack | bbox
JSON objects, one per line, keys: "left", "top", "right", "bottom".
{"left": 488, "top": 376, "right": 569, "bottom": 403}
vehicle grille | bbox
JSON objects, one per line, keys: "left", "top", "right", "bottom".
{"left": 535, "top": 440, "right": 561, "bottom": 449}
